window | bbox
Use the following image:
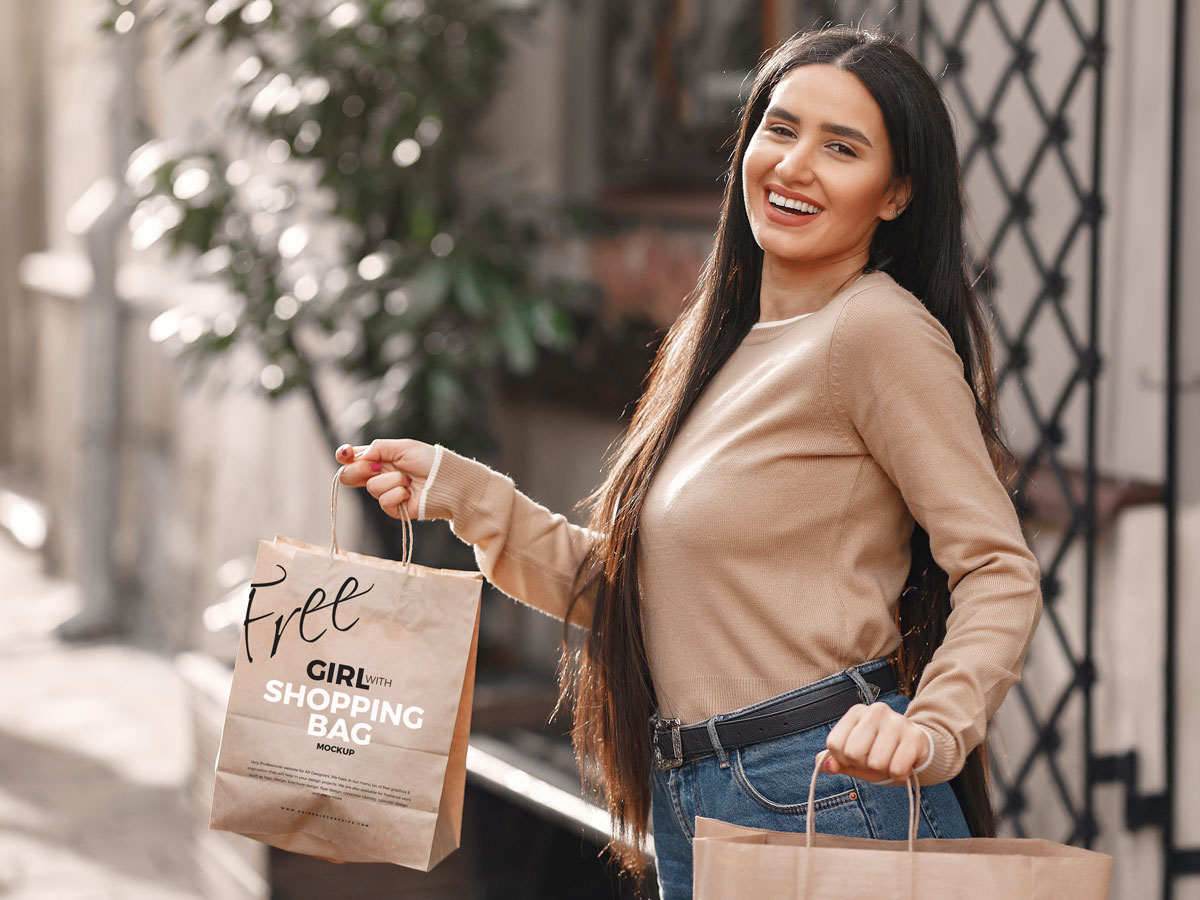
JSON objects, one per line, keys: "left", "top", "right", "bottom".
{"left": 598, "top": 0, "right": 843, "bottom": 190}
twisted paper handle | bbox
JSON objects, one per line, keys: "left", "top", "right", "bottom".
{"left": 331, "top": 466, "right": 413, "bottom": 568}
{"left": 807, "top": 748, "right": 921, "bottom": 853}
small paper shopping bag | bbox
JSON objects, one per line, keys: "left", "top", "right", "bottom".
{"left": 210, "top": 472, "right": 483, "bottom": 870}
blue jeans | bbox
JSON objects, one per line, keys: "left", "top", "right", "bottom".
{"left": 649, "top": 658, "right": 971, "bottom": 900}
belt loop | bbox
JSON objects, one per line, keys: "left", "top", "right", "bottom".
{"left": 705, "top": 716, "right": 731, "bottom": 769}
{"left": 845, "top": 664, "right": 880, "bottom": 705}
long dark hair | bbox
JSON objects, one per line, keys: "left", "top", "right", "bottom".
{"left": 556, "top": 26, "right": 1011, "bottom": 881}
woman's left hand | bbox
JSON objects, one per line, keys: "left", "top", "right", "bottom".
{"left": 823, "top": 702, "right": 931, "bottom": 784}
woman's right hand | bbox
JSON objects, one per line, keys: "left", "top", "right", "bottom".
{"left": 335, "top": 439, "right": 437, "bottom": 521}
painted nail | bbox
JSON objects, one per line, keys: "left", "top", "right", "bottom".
{"left": 370, "top": 463, "right": 382, "bottom": 473}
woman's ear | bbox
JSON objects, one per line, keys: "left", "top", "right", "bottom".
{"left": 884, "top": 175, "right": 913, "bottom": 218}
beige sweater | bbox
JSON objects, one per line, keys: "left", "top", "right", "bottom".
{"left": 418, "top": 269, "right": 1043, "bottom": 786}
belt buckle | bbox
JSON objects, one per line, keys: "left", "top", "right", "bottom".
{"left": 652, "top": 716, "right": 683, "bottom": 770}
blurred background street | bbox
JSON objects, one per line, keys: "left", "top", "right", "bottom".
{"left": 0, "top": 534, "right": 199, "bottom": 899}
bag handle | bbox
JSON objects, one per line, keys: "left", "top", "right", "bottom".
{"left": 808, "top": 749, "right": 920, "bottom": 853}
{"left": 331, "top": 466, "right": 414, "bottom": 569}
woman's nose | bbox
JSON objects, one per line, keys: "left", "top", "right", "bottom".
{"left": 777, "top": 140, "right": 817, "bottom": 184}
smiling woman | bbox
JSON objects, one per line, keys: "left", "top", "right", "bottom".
{"left": 741, "top": 64, "right": 912, "bottom": 322}
{"left": 337, "top": 25, "right": 1043, "bottom": 900}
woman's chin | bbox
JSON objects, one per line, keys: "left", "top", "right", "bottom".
{"left": 757, "top": 237, "right": 821, "bottom": 265}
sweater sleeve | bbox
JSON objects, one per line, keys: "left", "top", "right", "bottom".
{"left": 418, "top": 445, "right": 600, "bottom": 629}
{"left": 830, "top": 286, "right": 1043, "bottom": 786}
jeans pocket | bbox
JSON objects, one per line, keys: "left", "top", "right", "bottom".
{"left": 730, "top": 732, "right": 860, "bottom": 816}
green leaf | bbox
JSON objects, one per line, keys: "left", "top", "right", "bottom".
{"left": 498, "top": 308, "right": 536, "bottom": 375}
{"left": 533, "top": 300, "right": 576, "bottom": 349}
{"left": 408, "top": 262, "right": 451, "bottom": 320}
{"left": 454, "top": 267, "right": 488, "bottom": 318}
{"left": 409, "top": 206, "right": 436, "bottom": 242}
{"left": 427, "top": 367, "right": 466, "bottom": 427}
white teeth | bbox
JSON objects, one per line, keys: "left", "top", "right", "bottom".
{"left": 768, "top": 191, "right": 822, "bottom": 214}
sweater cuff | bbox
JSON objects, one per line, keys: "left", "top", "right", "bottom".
{"left": 419, "top": 445, "right": 500, "bottom": 522}
{"left": 907, "top": 721, "right": 961, "bottom": 786}
{"left": 913, "top": 727, "right": 936, "bottom": 775}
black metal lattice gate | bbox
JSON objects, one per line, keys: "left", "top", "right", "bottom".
{"left": 596, "top": 0, "right": 1189, "bottom": 891}
{"left": 837, "top": 0, "right": 1191, "bottom": 895}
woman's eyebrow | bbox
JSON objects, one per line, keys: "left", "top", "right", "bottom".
{"left": 763, "top": 106, "right": 874, "bottom": 148}
{"left": 821, "top": 122, "right": 874, "bottom": 148}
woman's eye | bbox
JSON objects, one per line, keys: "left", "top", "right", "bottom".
{"left": 768, "top": 124, "right": 794, "bottom": 138}
{"left": 829, "top": 142, "right": 857, "bottom": 157}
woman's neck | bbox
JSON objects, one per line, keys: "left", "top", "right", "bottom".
{"left": 757, "top": 252, "right": 870, "bottom": 322}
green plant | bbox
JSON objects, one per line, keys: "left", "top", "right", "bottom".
{"left": 107, "top": 0, "right": 590, "bottom": 486}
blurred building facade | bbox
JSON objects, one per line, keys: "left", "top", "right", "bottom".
{"left": 1, "top": 0, "right": 1199, "bottom": 898}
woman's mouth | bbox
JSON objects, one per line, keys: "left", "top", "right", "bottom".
{"left": 763, "top": 189, "right": 824, "bottom": 226}
{"left": 767, "top": 190, "right": 824, "bottom": 215}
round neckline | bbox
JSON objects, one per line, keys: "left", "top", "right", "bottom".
{"left": 749, "top": 310, "right": 815, "bottom": 330}
{"left": 739, "top": 270, "right": 887, "bottom": 346}
{"left": 751, "top": 270, "right": 876, "bottom": 330}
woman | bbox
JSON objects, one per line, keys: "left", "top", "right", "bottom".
{"left": 336, "top": 26, "right": 1042, "bottom": 900}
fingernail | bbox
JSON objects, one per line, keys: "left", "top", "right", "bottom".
{"left": 370, "top": 462, "right": 382, "bottom": 473}
{"left": 825, "top": 759, "right": 834, "bottom": 771}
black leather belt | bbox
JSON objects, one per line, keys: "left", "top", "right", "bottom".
{"left": 650, "top": 663, "right": 899, "bottom": 771}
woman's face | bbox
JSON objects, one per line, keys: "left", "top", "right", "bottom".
{"left": 741, "top": 64, "right": 909, "bottom": 271}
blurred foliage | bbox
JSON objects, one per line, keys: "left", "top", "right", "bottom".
{"left": 104, "top": 0, "right": 595, "bottom": 462}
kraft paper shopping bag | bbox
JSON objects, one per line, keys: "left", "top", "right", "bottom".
{"left": 693, "top": 749, "right": 1112, "bottom": 899}
{"left": 210, "top": 470, "right": 483, "bottom": 871}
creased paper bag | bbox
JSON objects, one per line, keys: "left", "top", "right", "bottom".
{"left": 693, "top": 750, "right": 1112, "bottom": 899}
{"left": 210, "top": 477, "right": 483, "bottom": 871}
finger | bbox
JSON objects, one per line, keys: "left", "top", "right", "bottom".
{"left": 357, "top": 438, "right": 416, "bottom": 463}
{"left": 824, "top": 705, "right": 868, "bottom": 773}
{"left": 338, "top": 462, "right": 367, "bottom": 487}
{"left": 888, "top": 729, "right": 929, "bottom": 781}
{"left": 835, "top": 762, "right": 896, "bottom": 784}
{"left": 841, "top": 709, "right": 883, "bottom": 767}
{"left": 825, "top": 703, "right": 866, "bottom": 755}
{"left": 865, "top": 720, "right": 904, "bottom": 773}
{"left": 366, "top": 471, "right": 411, "bottom": 500}
{"left": 339, "top": 459, "right": 386, "bottom": 487}
{"left": 340, "top": 442, "right": 383, "bottom": 462}
{"left": 837, "top": 720, "right": 929, "bottom": 784}
{"left": 378, "top": 485, "right": 412, "bottom": 518}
